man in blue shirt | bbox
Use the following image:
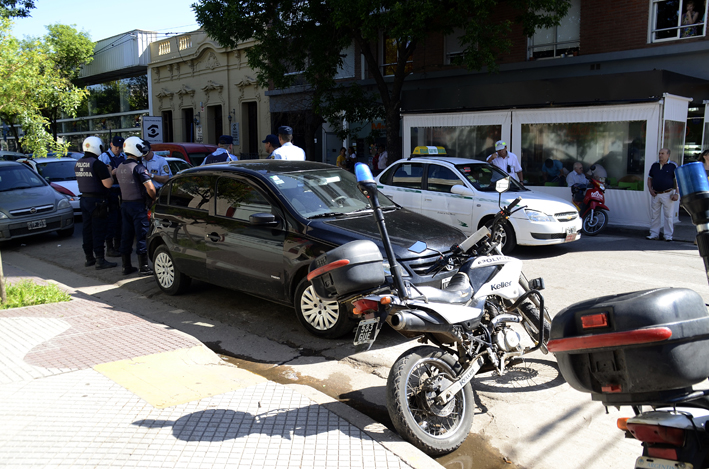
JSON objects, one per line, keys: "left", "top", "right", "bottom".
{"left": 647, "top": 148, "right": 679, "bottom": 241}
{"left": 141, "top": 141, "right": 172, "bottom": 191}
{"left": 201, "top": 135, "right": 238, "bottom": 164}
{"left": 99, "top": 135, "right": 125, "bottom": 257}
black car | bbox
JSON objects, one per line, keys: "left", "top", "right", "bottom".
{"left": 147, "top": 161, "right": 465, "bottom": 338}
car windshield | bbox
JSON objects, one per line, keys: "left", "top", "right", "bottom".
{"left": 270, "top": 168, "right": 395, "bottom": 218}
{"left": 455, "top": 163, "right": 528, "bottom": 192}
{"left": 0, "top": 165, "right": 47, "bottom": 192}
{"left": 35, "top": 161, "right": 77, "bottom": 182}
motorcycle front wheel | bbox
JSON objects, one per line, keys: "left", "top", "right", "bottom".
{"left": 386, "top": 345, "right": 474, "bottom": 456}
{"left": 581, "top": 209, "right": 609, "bottom": 236}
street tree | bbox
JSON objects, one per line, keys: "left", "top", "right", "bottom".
{"left": 193, "top": 0, "right": 570, "bottom": 161}
{"left": 0, "top": 0, "right": 34, "bottom": 18}
{"left": 0, "top": 18, "right": 87, "bottom": 154}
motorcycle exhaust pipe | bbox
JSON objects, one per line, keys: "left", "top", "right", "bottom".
{"left": 390, "top": 311, "right": 460, "bottom": 337}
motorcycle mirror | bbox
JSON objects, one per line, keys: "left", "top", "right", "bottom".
{"left": 495, "top": 177, "right": 511, "bottom": 194}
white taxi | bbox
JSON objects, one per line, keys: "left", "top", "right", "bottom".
{"left": 376, "top": 151, "right": 582, "bottom": 253}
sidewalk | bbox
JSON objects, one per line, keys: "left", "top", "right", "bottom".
{"left": 607, "top": 208, "right": 697, "bottom": 243}
{"left": 0, "top": 263, "right": 442, "bottom": 469}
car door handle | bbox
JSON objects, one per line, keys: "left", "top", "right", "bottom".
{"left": 207, "top": 232, "right": 221, "bottom": 242}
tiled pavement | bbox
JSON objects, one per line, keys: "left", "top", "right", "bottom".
{"left": 0, "top": 268, "right": 439, "bottom": 469}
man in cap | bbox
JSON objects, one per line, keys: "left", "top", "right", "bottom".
{"left": 141, "top": 140, "right": 172, "bottom": 191}
{"left": 201, "top": 135, "right": 238, "bottom": 165}
{"left": 99, "top": 135, "right": 126, "bottom": 257}
{"left": 486, "top": 140, "right": 523, "bottom": 184}
{"left": 271, "top": 126, "right": 306, "bottom": 160}
{"left": 262, "top": 134, "right": 280, "bottom": 159}
{"left": 116, "top": 137, "right": 156, "bottom": 276}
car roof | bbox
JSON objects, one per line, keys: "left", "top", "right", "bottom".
{"left": 0, "top": 160, "right": 26, "bottom": 167}
{"left": 403, "top": 156, "right": 487, "bottom": 166}
{"left": 24, "top": 157, "right": 77, "bottom": 163}
{"left": 178, "top": 160, "right": 336, "bottom": 177}
{"left": 152, "top": 142, "right": 218, "bottom": 151}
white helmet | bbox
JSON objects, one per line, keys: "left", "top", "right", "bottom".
{"left": 82, "top": 136, "right": 105, "bottom": 156}
{"left": 123, "top": 136, "right": 149, "bottom": 157}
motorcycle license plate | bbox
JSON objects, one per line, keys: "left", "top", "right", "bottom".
{"left": 564, "top": 227, "right": 576, "bottom": 242}
{"left": 354, "top": 318, "right": 379, "bottom": 346}
{"left": 28, "top": 219, "right": 46, "bottom": 230}
{"left": 635, "top": 456, "right": 692, "bottom": 469}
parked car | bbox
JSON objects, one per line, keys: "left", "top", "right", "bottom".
{"left": 147, "top": 160, "right": 465, "bottom": 338}
{"left": 150, "top": 142, "right": 218, "bottom": 166}
{"left": 0, "top": 151, "right": 26, "bottom": 161}
{"left": 0, "top": 161, "right": 74, "bottom": 241}
{"left": 376, "top": 154, "right": 582, "bottom": 253}
{"left": 19, "top": 157, "right": 81, "bottom": 217}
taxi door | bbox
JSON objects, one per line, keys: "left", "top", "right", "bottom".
{"left": 421, "top": 163, "right": 475, "bottom": 236}
{"left": 377, "top": 161, "right": 424, "bottom": 213}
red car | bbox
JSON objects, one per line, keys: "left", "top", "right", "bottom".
{"left": 150, "top": 142, "right": 218, "bottom": 166}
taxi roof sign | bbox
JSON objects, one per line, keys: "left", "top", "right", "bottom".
{"left": 412, "top": 146, "right": 446, "bottom": 156}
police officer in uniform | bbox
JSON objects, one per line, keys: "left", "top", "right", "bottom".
{"left": 271, "top": 126, "right": 305, "bottom": 160}
{"left": 200, "top": 135, "right": 238, "bottom": 165}
{"left": 140, "top": 141, "right": 172, "bottom": 191}
{"left": 116, "top": 137, "right": 156, "bottom": 276}
{"left": 99, "top": 135, "right": 125, "bottom": 257}
{"left": 74, "top": 136, "right": 118, "bottom": 270}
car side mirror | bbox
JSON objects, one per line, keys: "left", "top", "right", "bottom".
{"left": 249, "top": 213, "right": 279, "bottom": 226}
{"left": 451, "top": 185, "right": 474, "bottom": 197}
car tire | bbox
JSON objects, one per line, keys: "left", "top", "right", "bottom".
{"left": 485, "top": 219, "right": 517, "bottom": 254}
{"left": 153, "top": 245, "right": 191, "bottom": 295}
{"left": 294, "top": 278, "right": 355, "bottom": 339}
{"left": 56, "top": 225, "right": 74, "bottom": 238}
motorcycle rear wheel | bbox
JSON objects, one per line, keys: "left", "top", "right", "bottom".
{"left": 581, "top": 209, "right": 608, "bottom": 236}
{"left": 519, "top": 302, "right": 551, "bottom": 352}
{"left": 386, "top": 345, "right": 474, "bottom": 456}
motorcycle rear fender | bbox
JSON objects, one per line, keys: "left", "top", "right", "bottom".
{"left": 406, "top": 298, "right": 485, "bottom": 325}
{"left": 629, "top": 408, "right": 709, "bottom": 430}
{"left": 472, "top": 257, "right": 524, "bottom": 301}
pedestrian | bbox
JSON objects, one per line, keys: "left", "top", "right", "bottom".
{"left": 141, "top": 141, "right": 172, "bottom": 191}
{"left": 541, "top": 158, "right": 565, "bottom": 184}
{"left": 201, "top": 135, "right": 238, "bottom": 165}
{"left": 486, "top": 140, "right": 523, "bottom": 184}
{"left": 74, "top": 136, "right": 118, "bottom": 270}
{"left": 116, "top": 137, "right": 156, "bottom": 275}
{"left": 346, "top": 146, "right": 357, "bottom": 172}
{"left": 336, "top": 147, "right": 347, "bottom": 169}
{"left": 566, "top": 162, "right": 588, "bottom": 206}
{"left": 99, "top": 135, "right": 125, "bottom": 258}
{"left": 262, "top": 134, "right": 280, "bottom": 159}
{"left": 646, "top": 148, "right": 679, "bottom": 241}
{"left": 370, "top": 143, "right": 380, "bottom": 176}
{"left": 271, "top": 126, "right": 306, "bottom": 160}
{"left": 377, "top": 143, "right": 388, "bottom": 173}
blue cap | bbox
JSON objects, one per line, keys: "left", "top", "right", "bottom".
{"left": 218, "top": 135, "right": 233, "bottom": 145}
{"left": 112, "top": 136, "right": 124, "bottom": 147}
{"left": 262, "top": 134, "right": 279, "bottom": 146}
{"left": 277, "top": 126, "right": 293, "bottom": 135}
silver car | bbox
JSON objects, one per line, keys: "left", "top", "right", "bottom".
{"left": 0, "top": 161, "right": 74, "bottom": 241}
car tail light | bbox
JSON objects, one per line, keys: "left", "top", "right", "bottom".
{"left": 627, "top": 423, "right": 685, "bottom": 446}
{"left": 148, "top": 209, "right": 153, "bottom": 220}
{"left": 646, "top": 447, "right": 678, "bottom": 460}
{"left": 353, "top": 299, "right": 379, "bottom": 315}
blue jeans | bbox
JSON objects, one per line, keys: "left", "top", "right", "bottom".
{"left": 120, "top": 200, "right": 149, "bottom": 255}
{"left": 80, "top": 196, "right": 108, "bottom": 257}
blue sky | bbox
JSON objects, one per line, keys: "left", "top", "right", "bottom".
{"left": 10, "top": 0, "right": 200, "bottom": 41}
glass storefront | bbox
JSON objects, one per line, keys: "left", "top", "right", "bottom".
{"left": 410, "top": 125, "right": 502, "bottom": 160}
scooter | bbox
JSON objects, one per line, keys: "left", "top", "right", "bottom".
{"left": 571, "top": 175, "right": 610, "bottom": 236}
{"left": 549, "top": 161, "right": 709, "bottom": 468}
{"left": 307, "top": 164, "right": 550, "bottom": 456}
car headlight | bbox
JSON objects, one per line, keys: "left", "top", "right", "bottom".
{"left": 57, "top": 198, "right": 71, "bottom": 209}
{"left": 0, "top": 211, "right": 7, "bottom": 219}
{"left": 525, "top": 210, "right": 555, "bottom": 223}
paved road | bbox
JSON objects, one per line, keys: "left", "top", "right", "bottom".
{"left": 2, "top": 224, "right": 708, "bottom": 469}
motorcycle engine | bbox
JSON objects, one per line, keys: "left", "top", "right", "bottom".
{"left": 495, "top": 328, "right": 521, "bottom": 352}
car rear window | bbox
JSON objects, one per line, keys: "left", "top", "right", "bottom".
{"left": 36, "top": 161, "right": 77, "bottom": 181}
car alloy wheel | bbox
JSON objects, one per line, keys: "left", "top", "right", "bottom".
{"left": 294, "top": 279, "right": 355, "bottom": 339}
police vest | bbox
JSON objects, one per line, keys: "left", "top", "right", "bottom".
{"left": 116, "top": 160, "right": 144, "bottom": 201}
{"left": 75, "top": 155, "right": 106, "bottom": 195}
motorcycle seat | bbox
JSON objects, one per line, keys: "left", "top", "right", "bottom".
{"left": 411, "top": 273, "right": 473, "bottom": 305}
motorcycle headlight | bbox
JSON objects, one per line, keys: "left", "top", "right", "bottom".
{"left": 58, "top": 198, "right": 71, "bottom": 210}
{"left": 526, "top": 210, "right": 555, "bottom": 223}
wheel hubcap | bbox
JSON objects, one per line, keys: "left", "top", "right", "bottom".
{"left": 154, "top": 252, "right": 174, "bottom": 288}
{"left": 300, "top": 285, "right": 340, "bottom": 331}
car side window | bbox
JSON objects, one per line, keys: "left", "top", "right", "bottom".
{"left": 216, "top": 178, "right": 272, "bottom": 221}
{"left": 172, "top": 151, "right": 187, "bottom": 160}
{"left": 169, "top": 175, "right": 215, "bottom": 211}
{"left": 426, "top": 165, "right": 465, "bottom": 193}
{"left": 391, "top": 163, "right": 423, "bottom": 190}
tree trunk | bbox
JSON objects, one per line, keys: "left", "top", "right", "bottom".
{"left": 385, "top": 108, "right": 402, "bottom": 163}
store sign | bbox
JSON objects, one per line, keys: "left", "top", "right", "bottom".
{"left": 231, "top": 123, "right": 240, "bottom": 146}
{"left": 196, "top": 125, "right": 203, "bottom": 143}
{"left": 142, "top": 117, "right": 163, "bottom": 143}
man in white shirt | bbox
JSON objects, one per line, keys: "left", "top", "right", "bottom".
{"left": 566, "top": 162, "right": 589, "bottom": 206}
{"left": 486, "top": 140, "right": 523, "bottom": 183}
{"left": 377, "top": 144, "right": 388, "bottom": 171}
{"left": 271, "top": 126, "right": 306, "bottom": 160}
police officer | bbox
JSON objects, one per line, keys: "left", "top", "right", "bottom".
{"left": 262, "top": 134, "right": 280, "bottom": 159}
{"left": 116, "top": 136, "right": 156, "bottom": 276}
{"left": 74, "top": 136, "right": 118, "bottom": 270}
{"left": 141, "top": 141, "right": 172, "bottom": 191}
{"left": 99, "top": 135, "right": 125, "bottom": 257}
{"left": 200, "top": 135, "right": 238, "bottom": 165}
{"left": 271, "top": 126, "right": 305, "bottom": 160}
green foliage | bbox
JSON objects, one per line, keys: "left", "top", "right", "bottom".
{"left": 0, "top": 18, "right": 89, "bottom": 155}
{"left": 0, "top": 279, "right": 71, "bottom": 309}
{"left": 44, "top": 23, "right": 94, "bottom": 83}
{"left": 0, "top": 0, "right": 34, "bottom": 18}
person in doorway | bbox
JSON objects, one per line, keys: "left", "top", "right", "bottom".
{"left": 336, "top": 147, "right": 347, "bottom": 169}
{"left": 647, "top": 148, "right": 679, "bottom": 241}
{"left": 486, "top": 140, "right": 523, "bottom": 183}
{"left": 201, "top": 135, "right": 238, "bottom": 165}
{"left": 74, "top": 136, "right": 118, "bottom": 270}
{"left": 377, "top": 143, "right": 388, "bottom": 172}
{"left": 99, "top": 135, "right": 125, "bottom": 258}
{"left": 262, "top": 134, "right": 280, "bottom": 159}
{"left": 116, "top": 137, "right": 156, "bottom": 275}
{"left": 271, "top": 126, "right": 306, "bottom": 160}
{"left": 141, "top": 141, "right": 172, "bottom": 191}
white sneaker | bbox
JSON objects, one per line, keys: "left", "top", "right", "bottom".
{"left": 646, "top": 235, "right": 659, "bottom": 240}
